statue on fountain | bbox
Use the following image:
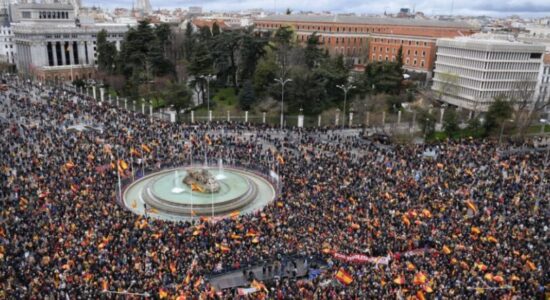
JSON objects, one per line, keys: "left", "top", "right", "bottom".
{"left": 183, "top": 169, "right": 221, "bottom": 193}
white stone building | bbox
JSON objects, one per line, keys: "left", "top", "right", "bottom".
{"left": 0, "top": 8, "right": 15, "bottom": 64}
{"left": 432, "top": 34, "right": 545, "bottom": 112}
{"left": 11, "top": 1, "right": 129, "bottom": 82}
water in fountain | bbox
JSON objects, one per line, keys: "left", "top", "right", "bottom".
{"left": 171, "top": 169, "right": 185, "bottom": 194}
{"left": 216, "top": 158, "right": 226, "bottom": 180}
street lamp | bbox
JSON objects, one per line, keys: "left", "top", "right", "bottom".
{"left": 199, "top": 74, "right": 216, "bottom": 121}
{"left": 498, "top": 119, "right": 515, "bottom": 145}
{"left": 336, "top": 83, "right": 356, "bottom": 128}
{"left": 274, "top": 77, "right": 292, "bottom": 130}
{"left": 540, "top": 119, "right": 548, "bottom": 135}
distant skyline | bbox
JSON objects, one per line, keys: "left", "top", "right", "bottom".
{"left": 85, "top": 0, "right": 550, "bottom": 17}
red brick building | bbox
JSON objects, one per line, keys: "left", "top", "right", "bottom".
{"left": 255, "top": 15, "right": 478, "bottom": 77}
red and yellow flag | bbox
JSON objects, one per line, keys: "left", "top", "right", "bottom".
{"left": 159, "top": 288, "right": 168, "bottom": 299}
{"left": 413, "top": 272, "right": 427, "bottom": 285}
{"left": 465, "top": 200, "right": 477, "bottom": 213}
{"left": 141, "top": 144, "right": 152, "bottom": 153}
{"left": 393, "top": 276, "right": 405, "bottom": 285}
{"left": 335, "top": 268, "right": 353, "bottom": 285}
{"left": 276, "top": 154, "right": 285, "bottom": 165}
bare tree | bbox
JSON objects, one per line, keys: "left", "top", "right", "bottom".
{"left": 434, "top": 72, "right": 459, "bottom": 103}
{"left": 510, "top": 80, "right": 549, "bottom": 139}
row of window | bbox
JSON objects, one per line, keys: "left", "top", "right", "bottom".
{"left": 261, "top": 23, "right": 393, "bottom": 34}
{"left": 436, "top": 65, "right": 539, "bottom": 81}
{"left": 374, "top": 38, "right": 429, "bottom": 47}
{"left": 372, "top": 46, "right": 426, "bottom": 57}
{"left": 38, "top": 11, "right": 69, "bottom": 19}
{"left": 372, "top": 54, "right": 425, "bottom": 67}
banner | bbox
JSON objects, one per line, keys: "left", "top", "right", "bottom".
{"left": 332, "top": 253, "right": 390, "bottom": 265}
{"left": 331, "top": 248, "right": 432, "bottom": 265}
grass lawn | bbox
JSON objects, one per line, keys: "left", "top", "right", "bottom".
{"left": 194, "top": 88, "right": 242, "bottom": 117}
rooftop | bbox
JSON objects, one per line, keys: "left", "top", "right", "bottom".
{"left": 256, "top": 14, "right": 477, "bottom": 29}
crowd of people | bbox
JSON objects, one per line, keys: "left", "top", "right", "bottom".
{"left": 0, "top": 78, "right": 548, "bottom": 299}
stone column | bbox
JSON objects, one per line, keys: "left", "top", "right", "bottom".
{"left": 318, "top": 115, "right": 322, "bottom": 127}
{"left": 208, "top": 110, "right": 212, "bottom": 122}
{"left": 349, "top": 111, "right": 353, "bottom": 127}
{"left": 245, "top": 111, "right": 249, "bottom": 123}
{"left": 439, "top": 107, "right": 445, "bottom": 125}
{"left": 366, "top": 112, "right": 370, "bottom": 127}
{"left": 335, "top": 109, "right": 340, "bottom": 126}
{"left": 262, "top": 112, "right": 266, "bottom": 124}
{"left": 382, "top": 111, "right": 386, "bottom": 126}
{"left": 397, "top": 110, "right": 402, "bottom": 126}
{"left": 53, "top": 42, "right": 59, "bottom": 66}
{"left": 100, "top": 87, "right": 105, "bottom": 102}
{"left": 191, "top": 110, "right": 195, "bottom": 123}
{"left": 227, "top": 111, "right": 230, "bottom": 122}
{"left": 142, "top": 102, "right": 145, "bottom": 114}
{"left": 108, "top": 94, "right": 112, "bottom": 105}
{"left": 92, "top": 86, "right": 96, "bottom": 99}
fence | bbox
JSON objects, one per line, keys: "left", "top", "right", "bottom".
{"left": 73, "top": 86, "right": 550, "bottom": 135}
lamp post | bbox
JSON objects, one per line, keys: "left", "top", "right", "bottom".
{"left": 540, "top": 119, "right": 547, "bottom": 135}
{"left": 199, "top": 74, "right": 215, "bottom": 121}
{"left": 498, "top": 119, "right": 514, "bottom": 146}
{"left": 336, "top": 83, "right": 355, "bottom": 128}
{"left": 274, "top": 77, "right": 292, "bottom": 130}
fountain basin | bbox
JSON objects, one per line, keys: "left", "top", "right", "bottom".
{"left": 122, "top": 166, "right": 277, "bottom": 221}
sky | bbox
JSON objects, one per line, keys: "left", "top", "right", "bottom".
{"left": 88, "top": 0, "right": 550, "bottom": 17}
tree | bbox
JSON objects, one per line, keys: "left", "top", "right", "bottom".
{"left": 315, "top": 55, "right": 349, "bottom": 105}
{"left": 253, "top": 52, "right": 279, "bottom": 97}
{"left": 183, "top": 22, "right": 195, "bottom": 60}
{"left": 211, "top": 22, "right": 221, "bottom": 36}
{"left": 434, "top": 72, "right": 459, "bottom": 102}
{"left": 484, "top": 95, "right": 513, "bottom": 134}
{"left": 164, "top": 83, "right": 192, "bottom": 118}
{"left": 443, "top": 108, "right": 460, "bottom": 137}
{"left": 304, "top": 32, "right": 324, "bottom": 68}
{"left": 239, "top": 80, "right": 255, "bottom": 110}
{"left": 418, "top": 109, "right": 436, "bottom": 138}
{"left": 363, "top": 61, "right": 402, "bottom": 95}
{"left": 96, "top": 29, "right": 117, "bottom": 74}
{"left": 286, "top": 8, "right": 292, "bottom": 15}
{"left": 395, "top": 46, "right": 404, "bottom": 74}
{"left": 286, "top": 66, "right": 326, "bottom": 114}
{"left": 240, "top": 31, "right": 269, "bottom": 82}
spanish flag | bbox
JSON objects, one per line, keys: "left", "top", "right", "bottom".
{"left": 184, "top": 273, "right": 192, "bottom": 285}
{"left": 118, "top": 160, "right": 129, "bottom": 170}
{"left": 402, "top": 215, "right": 411, "bottom": 227}
{"left": 220, "top": 244, "right": 230, "bottom": 253}
{"left": 471, "top": 226, "right": 481, "bottom": 235}
{"left": 170, "top": 262, "right": 177, "bottom": 275}
{"left": 335, "top": 268, "right": 353, "bottom": 285}
{"left": 159, "top": 288, "right": 168, "bottom": 299}
{"left": 193, "top": 277, "right": 202, "bottom": 289}
{"left": 526, "top": 260, "right": 536, "bottom": 271}
{"left": 70, "top": 184, "right": 79, "bottom": 193}
{"left": 102, "top": 279, "right": 108, "bottom": 291}
{"left": 229, "top": 211, "right": 240, "bottom": 219}
{"left": 422, "top": 209, "right": 431, "bottom": 218}
{"left": 474, "top": 262, "right": 487, "bottom": 271}
{"left": 65, "top": 161, "right": 75, "bottom": 169}
{"left": 87, "top": 153, "right": 95, "bottom": 161}
{"left": 416, "top": 290, "right": 426, "bottom": 300}
{"left": 276, "top": 154, "right": 285, "bottom": 165}
{"left": 465, "top": 200, "right": 477, "bottom": 213}
{"left": 141, "top": 144, "right": 152, "bottom": 153}
{"left": 486, "top": 235, "right": 498, "bottom": 243}
{"left": 413, "top": 272, "right": 427, "bottom": 285}
{"left": 442, "top": 245, "right": 452, "bottom": 255}
{"left": 130, "top": 147, "right": 141, "bottom": 157}
{"left": 204, "top": 134, "right": 212, "bottom": 146}
{"left": 493, "top": 275, "right": 504, "bottom": 283}
{"left": 406, "top": 261, "right": 416, "bottom": 271}
{"left": 393, "top": 276, "right": 405, "bottom": 285}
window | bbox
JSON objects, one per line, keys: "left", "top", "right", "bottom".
{"left": 22, "top": 11, "right": 31, "bottom": 18}
{"left": 406, "top": 58, "right": 409, "bottom": 65}
{"left": 407, "top": 49, "right": 410, "bottom": 55}
{"left": 422, "top": 51, "right": 425, "bottom": 57}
